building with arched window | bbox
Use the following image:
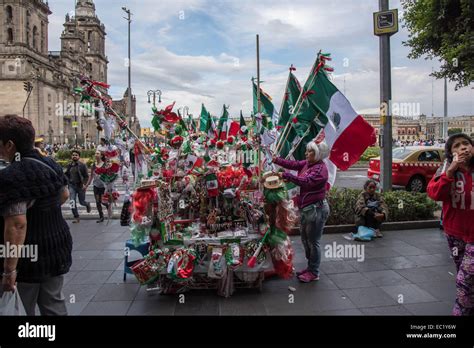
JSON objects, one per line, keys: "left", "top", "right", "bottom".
{"left": 0, "top": 0, "right": 137, "bottom": 144}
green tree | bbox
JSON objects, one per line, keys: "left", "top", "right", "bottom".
{"left": 402, "top": 0, "right": 474, "bottom": 89}
{"left": 448, "top": 127, "right": 463, "bottom": 135}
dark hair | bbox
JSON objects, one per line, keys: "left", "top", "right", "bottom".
{"left": 71, "top": 150, "right": 81, "bottom": 157}
{"left": 364, "top": 179, "right": 378, "bottom": 190}
{"left": 445, "top": 133, "right": 474, "bottom": 164}
{"left": 0, "top": 114, "right": 35, "bottom": 154}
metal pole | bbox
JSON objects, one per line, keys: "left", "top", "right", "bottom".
{"left": 379, "top": 0, "right": 392, "bottom": 192}
{"left": 256, "top": 34, "right": 262, "bottom": 188}
{"left": 443, "top": 77, "right": 448, "bottom": 139}
{"left": 123, "top": 8, "right": 132, "bottom": 129}
{"left": 74, "top": 97, "right": 78, "bottom": 148}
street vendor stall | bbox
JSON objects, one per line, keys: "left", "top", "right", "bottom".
{"left": 123, "top": 102, "right": 296, "bottom": 297}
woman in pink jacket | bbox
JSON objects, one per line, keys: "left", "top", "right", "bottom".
{"left": 273, "top": 141, "right": 330, "bottom": 282}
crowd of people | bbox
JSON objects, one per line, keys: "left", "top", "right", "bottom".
{"left": 0, "top": 113, "right": 473, "bottom": 316}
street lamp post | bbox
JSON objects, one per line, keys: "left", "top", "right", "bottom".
{"left": 122, "top": 7, "right": 132, "bottom": 128}
{"left": 147, "top": 89, "right": 162, "bottom": 107}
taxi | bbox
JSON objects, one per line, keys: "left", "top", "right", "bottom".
{"left": 367, "top": 146, "right": 445, "bottom": 192}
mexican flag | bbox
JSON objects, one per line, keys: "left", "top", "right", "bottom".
{"left": 199, "top": 104, "right": 210, "bottom": 132}
{"left": 228, "top": 119, "right": 241, "bottom": 138}
{"left": 199, "top": 104, "right": 216, "bottom": 139}
{"left": 282, "top": 53, "right": 376, "bottom": 172}
{"left": 186, "top": 154, "right": 203, "bottom": 174}
{"left": 239, "top": 110, "right": 248, "bottom": 135}
{"left": 217, "top": 105, "right": 229, "bottom": 140}
{"left": 277, "top": 69, "right": 302, "bottom": 158}
{"left": 252, "top": 81, "right": 278, "bottom": 130}
{"left": 205, "top": 173, "right": 219, "bottom": 197}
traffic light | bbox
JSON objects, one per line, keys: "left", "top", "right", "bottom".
{"left": 23, "top": 81, "right": 33, "bottom": 92}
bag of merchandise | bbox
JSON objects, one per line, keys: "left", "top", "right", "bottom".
{"left": 208, "top": 247, "right": 226, "bottom": 279}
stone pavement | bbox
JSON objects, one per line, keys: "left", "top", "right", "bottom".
{"left": 64, "top": 220, "right": 455, "bottom": 315}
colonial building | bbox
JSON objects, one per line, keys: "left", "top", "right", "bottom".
{"left": 362, "top": 114, "right": 474, "bottom": 143}
{"left": 0, "top": 0, "right": 136, "bottom": 146}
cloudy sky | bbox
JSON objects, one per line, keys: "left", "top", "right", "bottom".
{"left": 47, "top": 0, "right": 474, "bottom": 128}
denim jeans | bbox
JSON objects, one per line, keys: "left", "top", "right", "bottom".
{"left": 300, "top": 200, "right": 330, "bottom": 276}
{"left": 69, "top": 184, "right": 89, "bottom": 218}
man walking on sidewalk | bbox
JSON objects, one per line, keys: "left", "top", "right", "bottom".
{"left": 65, "top": 150, "right": 91, "bottom": 223}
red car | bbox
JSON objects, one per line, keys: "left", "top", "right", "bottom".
{"left": 368, "top": 146, "right": 445, "bottom": 192}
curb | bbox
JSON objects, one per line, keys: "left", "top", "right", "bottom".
{"left": 289, "top": 219, "right": 441, "bottom": 235}
{"left": 65, "top": 215, "right": 441, "bottom": 235}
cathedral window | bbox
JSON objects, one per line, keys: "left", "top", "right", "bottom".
{"left": 7, "top": 28, "right": 13, "bottom": 43}
{"left": 6, "top": 6, "right": 13, "bottom": 22}
{"left": 33, "top": 26, "right": 38, "bottom": 50}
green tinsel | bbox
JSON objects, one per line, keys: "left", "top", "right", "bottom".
{"left": 151, "top": 115, "right": 160, "bottom": 133}
{"left": 267, "top": 226, "right": 288, "bottom": 247}
{"left": 130, "top": 224, "right": 150, "bottom": 247}
{"left": 264, "top": 186, "right": 288, "bottom": 204}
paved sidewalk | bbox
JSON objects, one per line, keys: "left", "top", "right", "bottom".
{"left": 64, "top": 221, "right": 455, "bottom": 315}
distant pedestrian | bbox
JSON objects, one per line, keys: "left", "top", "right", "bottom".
{"left": 65, "top": 150, "right": 91, "bottom": 223}
{"left": 427, "top": 133, "right": 474, "bottom": 316}
{"left": 85, "top": 151, "right": 108, "bottom": 223}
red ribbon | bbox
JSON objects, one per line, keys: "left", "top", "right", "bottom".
{"left": 301, "top": 90, "right": 315, "bottom": 101}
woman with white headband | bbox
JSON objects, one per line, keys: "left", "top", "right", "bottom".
{"left": 272, "top": 141, "right": 330, "bottom": 282}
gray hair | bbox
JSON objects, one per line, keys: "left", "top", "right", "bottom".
{"left": 306, "top": 141, "right": 330, "bottom": 161}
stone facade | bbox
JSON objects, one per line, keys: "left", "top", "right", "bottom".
{"left": 111, "top": 87, "right": 141, "bottom": 138}
{"left": 0, "top": 0, "right": 115, "bottom": 145}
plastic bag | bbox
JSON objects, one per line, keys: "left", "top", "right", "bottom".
{"left": 0, "top": 290, "right": 26, "bottom": 316}
{"left": 352, "top": 225, "right": 376, "bottom": 241}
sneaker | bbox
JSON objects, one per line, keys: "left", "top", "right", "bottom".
{"left": 86, "top": 203, "right": 92, "bottom": 213}
{"left": 298, "top": 272, "right": 319, "bottom": 283}
{"left": 296, "top": 268, "right": 309, "bottom": 277}
{"left": 72, "top": 218, "right": 80, "bottom": 224}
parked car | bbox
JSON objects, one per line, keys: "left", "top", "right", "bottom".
{"left": 367, "top": 146, "right": 445, "bottom": 192}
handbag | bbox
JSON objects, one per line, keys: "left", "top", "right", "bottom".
{"left": 0, "top": 290, "right": 26, "bottom": 316}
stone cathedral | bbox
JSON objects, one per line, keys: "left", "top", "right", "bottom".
{"left": 0, "top": 0, "right": 139, "bottom": 145}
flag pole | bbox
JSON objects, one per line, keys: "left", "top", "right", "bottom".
{"left": 275, "top": 50, "right": 322, "bottom": 153}
{"left": 256, "top": 34, "right": 262, "bottom": 190}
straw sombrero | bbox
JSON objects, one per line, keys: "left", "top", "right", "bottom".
{"left": 263, "top": 174, "right": 284, "bottom": 190}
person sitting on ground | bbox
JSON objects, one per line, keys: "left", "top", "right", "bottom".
{"left": 354, "top": 179, "right": 388, "bottom": 238}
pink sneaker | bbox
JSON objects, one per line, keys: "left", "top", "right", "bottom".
{"left": 296, "top": 268, "right": 309, "bottom": 277}
{"left": 298, "top": 272, "right": 319, "bottom": 283}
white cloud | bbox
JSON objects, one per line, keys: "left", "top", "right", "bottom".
{"left": 44, "top": 0, "right": 473, "bottom": 130}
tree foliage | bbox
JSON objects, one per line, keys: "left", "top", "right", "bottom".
{"left": 402, "top": 0, "right": 474, "bottom": 89}
{"left": 447, "top": 127, "right": 463, "bottom": 135}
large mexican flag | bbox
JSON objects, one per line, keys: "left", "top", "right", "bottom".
{"left": 282, "top": 54, "right": 376, "bottom": 171}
